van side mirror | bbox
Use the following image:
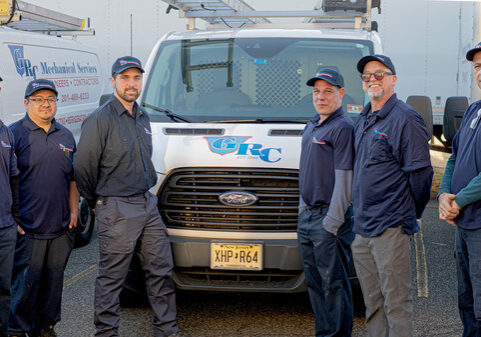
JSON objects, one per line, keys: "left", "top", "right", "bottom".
{"left": 443, "top": 96, "right": 468, "bottom": 146}
{"left": 406, "top": 95, "right": 433, "bottom": 140}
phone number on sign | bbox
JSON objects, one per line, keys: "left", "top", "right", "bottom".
{"left": 61, "top": 92, "right": 90, "bottom": 103}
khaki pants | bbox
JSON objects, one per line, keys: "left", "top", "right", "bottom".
{"left": 352, "top": 227, "right": 413, "bottom": 337}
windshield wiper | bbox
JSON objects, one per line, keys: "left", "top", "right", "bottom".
{"left": 141, "top": 103, "right": 191, "bottom": 123}
{"left": 205, "top": 118, "right": 308, "bottom": 124}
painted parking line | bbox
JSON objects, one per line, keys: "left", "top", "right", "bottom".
{"left": 414, "top": 219, "right": 429, "bottom": 298}
{"left": 63, "top": 263, "right": 97, "bottom": 289}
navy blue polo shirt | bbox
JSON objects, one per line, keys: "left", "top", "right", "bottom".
{"left": 353, "top": 94, "right": 431, "bottom": 237}
{"left": 450, "top": 100, "right": 481, "bottom": 229}
{"left": 299, "top": 108, "right": 355, "bottom": 206}
{"left": 10, "top": 114, "right": 76, "bottom": 239}
{"left": 0, "top": 121, "right": 19, "bottom": 228}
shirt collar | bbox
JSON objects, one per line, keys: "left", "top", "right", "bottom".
{"left": 360, "top": 93, "right": 398, "bottom": 119}
{"left": 111, "top": 95, "right": 142, "bottom": 118}
{"left": 21, "top": 113, "right": 59, "bottom": 133}
{"left": 311, "top": 107, "right": 344, "bottom": 126}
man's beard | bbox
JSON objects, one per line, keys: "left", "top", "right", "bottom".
{"left": 116, "top": 87, "right": 140, "bottom": 102}
{"left": 367, "top": 88, "right": 385, "bottom": 100}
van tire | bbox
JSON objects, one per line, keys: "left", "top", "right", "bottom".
{"left": 74, "top": 197, "right": 95, "bottom": 248}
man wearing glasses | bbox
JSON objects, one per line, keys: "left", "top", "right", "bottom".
{"left": 8, "top": 79, "right": 78, "bottom": 337}
{"left": 438, "top": 43, "right": 481, "bottom": 336}
{"left": 352, "top": 55, "right": 432, "bottom": 336}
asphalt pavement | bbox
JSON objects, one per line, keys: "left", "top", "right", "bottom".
{"left": 56, "top": 199, "right": 463, "bottom": 337}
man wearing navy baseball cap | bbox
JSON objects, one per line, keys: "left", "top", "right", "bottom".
{"left": 8, "top": 78, "right": 78, "bottom": 337}
{"left": 438, "top": 42, "right": 481, "bottom": 336}
{"left": 298, "top": 68, "right": 355, "bottom": 336}
{"left": 351, "top": 55, "right": 432, "bottom": 337}
{"left": 74, "top": 57, "right": 182, "bottom": 337}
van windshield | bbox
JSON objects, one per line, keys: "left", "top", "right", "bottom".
{"left": 142, "top": 37, "right": 373, "bottom": 123}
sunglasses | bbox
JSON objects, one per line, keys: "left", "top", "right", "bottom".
{"left": 360, "top": 71, "right": 393, "bottom": 82}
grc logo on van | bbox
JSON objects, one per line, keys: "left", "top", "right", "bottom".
{"left": 204, "top": 136, "right": 282, "bottom": 163}
{"left": 8, "top": 45, "right": 36, "bottom": 78}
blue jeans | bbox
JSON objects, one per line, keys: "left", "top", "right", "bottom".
{"left": 297, "top": 205, "right": 354, "bottom": 337}
{"left": 0, "top": 224, "right": 16, "bottom": 337}
{"left": 456, "top": 227, "right": 481, "bottom": 337}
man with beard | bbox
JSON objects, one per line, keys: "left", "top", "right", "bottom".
{"left": 351, "top": 55, "right": 432, "bottom": 337}
{"left": 73, "top": 56, "right": 181, "bottom": 337}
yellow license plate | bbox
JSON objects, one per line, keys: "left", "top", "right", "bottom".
{"left": 210, "top": 243, "right": 262, "bottom": 270}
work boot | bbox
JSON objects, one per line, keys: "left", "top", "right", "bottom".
{"left": 168, "top": 332, "right": 186, "bottom": 337}
{"left": 38, "top": 326, "right": 57, "bottom": 337}
{"left": 7, "top": 332, "right": 26, "bottom": 337}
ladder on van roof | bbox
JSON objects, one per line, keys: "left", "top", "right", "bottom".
{"left": 0, "top": 0, "right": 93, "bottom": 36}
{"left": 161, "top": 0, "right": 378, "bottom": 31}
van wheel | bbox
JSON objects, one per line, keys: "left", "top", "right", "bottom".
{"left": 74, "top": 198, "right": 95, "bottom": 248}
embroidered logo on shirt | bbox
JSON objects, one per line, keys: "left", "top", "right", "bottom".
{"left": 59, "top": 143, "right": 73, "bottom": 158}
{"left": 0, "top": 140, "right": 11, "bottom": 148}
{"left": 144, "top": 127, "right": 152, "bottom": 136}
{"left": 373, "top": 128, "right": 388, "bottom": 138}
{"left": 312, "top": 136, "right": 326, "bottom": 145}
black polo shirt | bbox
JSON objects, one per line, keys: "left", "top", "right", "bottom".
{"left": 73, "top": 96, "right": 156, "bottom": 207}
{"left": 450, "top": 100, "right": 481, "bottom": 229}
{"left": 353, "top": 94, "right": 431, "bottom": 237}
{"left": 299, "top": 108, "right": 355, "bottom": 207}
{"left": 0, "top": 121, "right": 19, "bottom": 228}
{"left": 10, "top": 115, "right": 75, "bottom": 239}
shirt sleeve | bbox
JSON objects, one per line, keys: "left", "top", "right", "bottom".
{"left": 399, "top": 114, "right": 432, "bottom": 173}
{"left": 73, "top": 114, "right": 104, "bottom": 208}
{"left": 7, "top": 128, "right": 19, "bottom": 177}
{"left": 322, "top": 169, "right": 353, "bottom": 234}
{"left": 454, "top": 172, "right": 481, "bottom": 208}
{"left": 332, "top": 125, "right": 354, "bottom": 170}
{"left": 409, "top": 166, "right": 433, "bottom": 219}
{"left": 438, "top": 155, "right": 456, "bottom": 196}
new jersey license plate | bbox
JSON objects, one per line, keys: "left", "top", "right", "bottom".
{"left": 210, "top": 243, "right": 262, "bottom": 270}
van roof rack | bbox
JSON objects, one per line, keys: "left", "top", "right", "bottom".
{"left": 0, "top": 0, "right": 94, "bottom": 37}
{"left": 161, "top": 0, "right": 377, "bottom": 31}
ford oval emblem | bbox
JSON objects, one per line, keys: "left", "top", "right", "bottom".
{"left": 218, "top": 191, "right": 258, "bottom": 207}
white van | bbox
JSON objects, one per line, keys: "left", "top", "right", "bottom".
{"left": 0, "top": 26, "right": 104, "bottom": 246}
{"left": 124, "top": 21, "right": 383, "bottom": 294}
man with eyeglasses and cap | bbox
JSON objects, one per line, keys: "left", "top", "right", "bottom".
{"left": 438, "top": 42, "right": 481, "bottom": 336}
{"left": 352, "top": 55, "right": 432, "bottom": 337}
{"left": 298, "top": 68, "right": 355, "bottom": 336}
{"left": 8, "top": 79, "right": 79, "bottom": 337}
{"left": 73, "top": 56, "right": 181, "bottom": 337}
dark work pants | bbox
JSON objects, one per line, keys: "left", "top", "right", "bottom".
{"left": 9, "top": 230, "right": 74, "bottom": 334}
{"left": 456, "top": 227, "right": 481, "bottom": 337}
{"left": 94, "top": 192, "right": 178, "bottom": 337}
{"left": 0, "top": 224, "right": 16, "bottom": 337}
{"left": 297, "top": 205, "right": 354, "bottom": 337}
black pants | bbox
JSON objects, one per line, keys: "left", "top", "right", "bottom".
{"left": 9, "top": 230, "right": 74, "bottom": 334}
{"left": 94, "top": 192, "right": 178, "bottom": 337}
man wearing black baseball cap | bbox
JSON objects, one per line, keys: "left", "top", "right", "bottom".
{"left": 351, "top": 55, "right": 432, "bottom": 337}
{"left": 8, "top": 78, "right": 78, "bottom": 337}
{"left": 298, "top": 68, "right": 355, "bottom": 336}
{"left": 74, "top": 57, "right": 182, "bottom": 337}
{"left": 438, "top": 43, "right": 481, "bottom": 336}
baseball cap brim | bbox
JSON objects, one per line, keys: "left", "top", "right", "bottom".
{"left": 467, "top": 47, "right": 481, "bottom": 61}
{"left": 306, "top": 77, "right": 341, "bottom": 87}
{"left": 357, "top": 55, "right": 395, "bottom": 74}
{"left": 113, "top": 64, "right": 145, "bottom": 75}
